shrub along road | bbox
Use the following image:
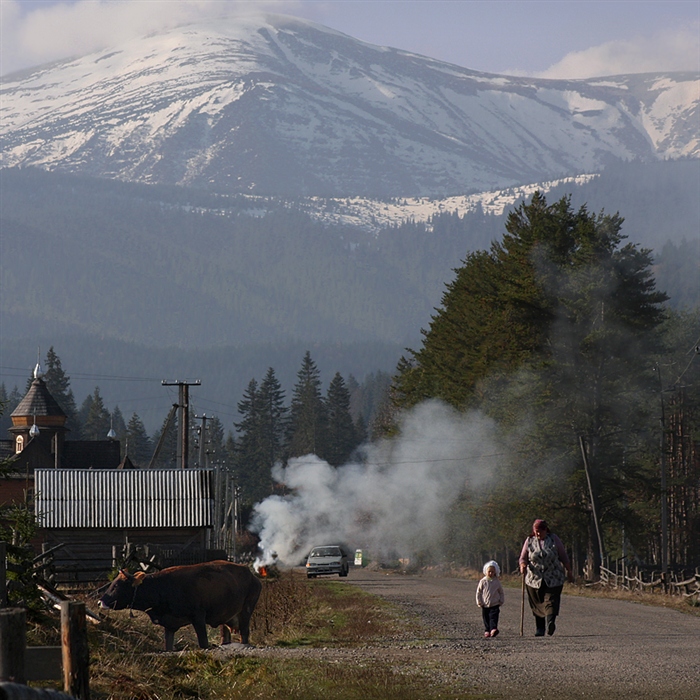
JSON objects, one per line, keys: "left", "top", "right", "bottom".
{"left": 343, "top": 569, "right": 700, "bottom": 699}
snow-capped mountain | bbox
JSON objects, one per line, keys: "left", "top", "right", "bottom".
{"left": 1, "top": 14, "right": 698, "bottom": 197}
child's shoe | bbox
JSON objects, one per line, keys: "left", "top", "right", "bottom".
{"left": 483, "top": 631, "right": 491, "bottom": 638}
{"left": 490, "top": 629, "right": 499, "bottom": 637}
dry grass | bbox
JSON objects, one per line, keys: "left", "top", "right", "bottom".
{"left": 25, "top": 570, "right": 467, "bottom": 700}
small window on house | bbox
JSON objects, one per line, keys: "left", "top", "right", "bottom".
{"left": 15, "top": 435, "right": 24, "bottom": 453}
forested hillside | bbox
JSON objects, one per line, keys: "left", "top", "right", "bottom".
{"left": 1, "top": 161, "right": 697, "bottom": 351}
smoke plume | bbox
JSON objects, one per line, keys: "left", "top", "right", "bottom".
{"left": 251, "top": 400, "right": 504, "bottom": 567}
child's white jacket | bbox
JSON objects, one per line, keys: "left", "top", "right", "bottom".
{"left": 476, "top": 576, "right": 505, "bottom": 607}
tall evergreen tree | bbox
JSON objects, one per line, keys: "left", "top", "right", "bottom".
{"left": 393, "top": 193, "right": 669, "bottom": 573}
{"left": 395, "top": 193, "right": 667, "bottom": 411}
{"left": 234, "top": 379, "right": 268, "bottom": 504}
{"left": 259, "top": 367, "right": 288, "bottom": 472}
{"left": 79, "top": 387, "right": 111, "bottom": 441}
{"left": 325, "top": 372, "right": 359, "bottom": 466}
{"left": 126, "top": 412, "right": 153, "bottom": 467}
{"left": 43, "top": 347, "right": 81, "bottom": 438}
{"left": 286, "top": 352, "right": 327, "bottom": 459}
{"left": 191, "top": 414, "right": 226, "bottom": 467}
{"left": 349, "top": 371, "right": 392, "bottom": 437}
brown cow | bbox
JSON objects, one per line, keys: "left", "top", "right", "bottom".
{"left": 98, "top": 560, "right": 261, "bottom": 651}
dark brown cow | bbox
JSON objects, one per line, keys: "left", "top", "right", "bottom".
{"left": 98, "top": 560, "right": 261, "bottom": 651}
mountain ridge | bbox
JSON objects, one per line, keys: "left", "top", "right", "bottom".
{"left": 1, "top": 14, "right": 697, "bottom": 197}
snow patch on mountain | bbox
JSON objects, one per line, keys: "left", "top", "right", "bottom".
{"left": 174, "top": 174, "right": 599, "bottom": 234}
{"left": 294, "top": 174, "right": 600, "bottom": 232}
{"left": 0, "top": 15, "right": 697, "bottom": 197}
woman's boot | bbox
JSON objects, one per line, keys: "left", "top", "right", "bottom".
{"left": 546, "top": 614, "right": 556, "bottom": 636}
{"left": 535, "top": 616, "right": 546, "bottom": 636}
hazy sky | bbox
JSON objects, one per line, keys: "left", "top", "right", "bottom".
{"left": 1, "top": 0, "right": 699, "bottom": 78}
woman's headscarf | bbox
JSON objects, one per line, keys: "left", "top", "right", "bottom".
{"left": 532, "top": 519, "right": 550, "bottom": 536}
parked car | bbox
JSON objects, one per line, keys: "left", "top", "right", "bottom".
{"left": 306, "top": 545, "right": 349, "bottom": 578}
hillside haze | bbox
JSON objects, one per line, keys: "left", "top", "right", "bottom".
{"left": 1, "top": 14, "right": 697, "bottom": 197}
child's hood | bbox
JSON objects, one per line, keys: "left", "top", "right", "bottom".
{"left": 483, "top": 560, "right": 501, "bottom": 576}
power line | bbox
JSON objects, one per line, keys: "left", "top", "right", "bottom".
{"left": 0, "top": 365, "right": 163, "bottom": 382}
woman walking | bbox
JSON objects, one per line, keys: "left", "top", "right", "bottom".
{"left": 519, "top": 519, "right": 573, "bottom": 636}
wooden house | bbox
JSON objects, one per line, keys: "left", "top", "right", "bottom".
{"left": 1, "top": 363, "right": 222, "bottom": 583}
{"left": 35, "top": 468, "right": 215, "bottom": 583}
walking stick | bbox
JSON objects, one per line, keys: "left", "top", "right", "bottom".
{"left": 520, "top": 570, "right": 525, "bottom": 637}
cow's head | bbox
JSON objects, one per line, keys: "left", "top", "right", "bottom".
{"left": 99, "top": 569, "right": 146, "bottom": 610}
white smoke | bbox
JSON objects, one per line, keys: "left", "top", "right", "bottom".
{"left": 251, "top": 400, "right": 505, "bottom": 567}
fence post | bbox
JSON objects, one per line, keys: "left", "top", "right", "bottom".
{"left": 0, "top": 608, "right": 26, "bottom": 684}
{"left": 61, "top": 601, "right": 89, "bottom": 700}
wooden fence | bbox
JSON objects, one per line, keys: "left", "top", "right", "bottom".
{"left": 0, "top": 603, "right": 89, "bottom": 699}
{"left": 593, "top": 562, "right": 700, "bottom": 602}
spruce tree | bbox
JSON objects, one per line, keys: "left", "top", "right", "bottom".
{"left": 8, "top": 387, "right": 21, "bottom": 412}
{"left": 325, "top": 372, "right": 358, "bottom": 466}
{"left": 0, "top": 384, "right": 10, "bottom": 436}
{"left": 205, "top": 415, "right": 226, "bottom": 464}
{"left": 44, "top": 347, "right": 81, "bottom": 437}
{"left": 110, "top": 405, "right": 127, "bottom": 455}
{"left": 286, "top": 352, "right": 327, "bottom": 459}
{"left": 259, "top": 367, "right": 288, "bottom": 473}
{"left": 126, "top": 412, "right": 153, "bottom": 467}
{"left": 79, "top": 387, "right": 111, "bottom": 441}
{"left": 234, "top": 379, "right": 264, "bottom": 503}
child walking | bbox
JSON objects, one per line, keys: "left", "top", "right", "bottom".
{"left": 476, "top": 560, "right": 505, "bottom": 638}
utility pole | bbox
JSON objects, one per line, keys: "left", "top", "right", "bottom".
{"left": 194, "top": 413, "right": 210, "bottom": 468}
{"left": 162, "top": 380, "right": 201, "bottom": 469}
{"left": 655, "top": 364, "right": 668, "bottom": 579}
{"left": 579, "top": 435, "right": 605, "bottom": 577}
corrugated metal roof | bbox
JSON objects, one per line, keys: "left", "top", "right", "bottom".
{"left": 35, "top": 469, "right": 213, "bottom": 528}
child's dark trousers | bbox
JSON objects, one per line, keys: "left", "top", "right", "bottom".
{"left": 482, "top": 605, "right": 500, "bottom": 632}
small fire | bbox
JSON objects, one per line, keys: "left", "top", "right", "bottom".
{"left": 253, "top": 550, "right": 277, "bottom": 576}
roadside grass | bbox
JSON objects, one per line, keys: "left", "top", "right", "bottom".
{"left": 25, "top": 570, "right": 472, "bottom": 700}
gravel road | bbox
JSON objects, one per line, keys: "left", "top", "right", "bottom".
{"left": 216, "top": 569, "right": 700, "bottom": 699}
{"left": 346, "top": 569, "right": 700, "bottom": 699}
